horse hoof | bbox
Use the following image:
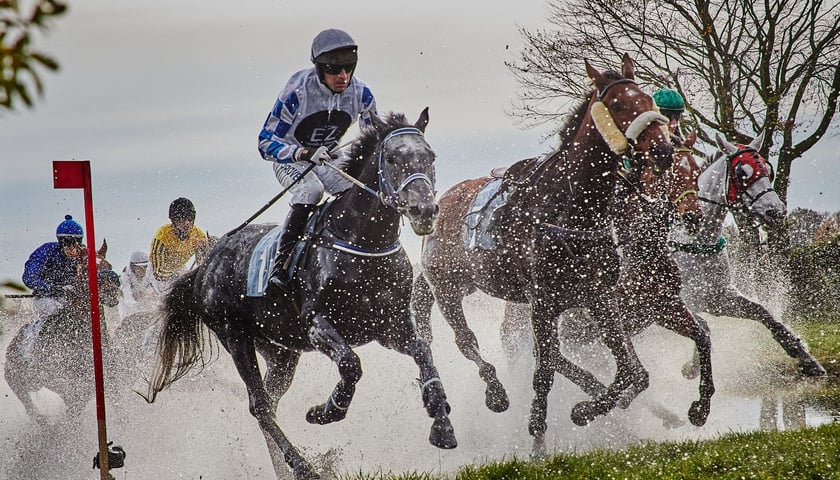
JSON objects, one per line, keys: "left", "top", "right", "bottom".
{"left": 688, "top": 400, "right": 710, "bottom": 427}
{"left": 799, "top": 357, "right": 827, "bottom": 377}
{"left": 530, "top": 436, "right": 547, "bottom": 461}
{"left": 293, "top": 463, "right": 321, "bottom": 480}
{"left": 429, "top": 417, "right": 457, "bottom": 449}
{"left": 305, "top": 403, "right": 347, "bottom": 425}
{"left": 485, "top": 383, "right": 510, "bottom": 413}
{"left": 570, "top": 401, "right": 599, "bottom": 426}
{"left": 681, "top": 361, "right": 700, "bottom": 380}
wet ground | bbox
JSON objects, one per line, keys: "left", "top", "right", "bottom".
{"left": 0, "top": 293, "right": 835, "bottom": 480}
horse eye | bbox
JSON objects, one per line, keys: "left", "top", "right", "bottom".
{"left": 735, "top": 164, "right": 754, "bottom": 183}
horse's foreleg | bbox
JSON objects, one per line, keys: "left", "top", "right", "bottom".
{"left": 410, "top": 273, "right": 436, "bottom": 343}
{"left": 725, "top": 293, "right": 825, "bottom": 376}
{"left": 389, "top": 335, "right": 457, "bottom": 450}
{"left": 435, "top": 292, "right": 509, "bottom": 413}
{"left": 527, "top": 302, "right": 560, "bottom": 457}
{"left": 656, "top": 306, "right": 715, "bottom": 426}
{"left": 228, "top": 333, "right": 316, "bottom": 479}
{"left": 570, "top": 300, "right": 649, "bottom": 426}
{"left": 305, "top": 317, "right": 360, "bottom": 425}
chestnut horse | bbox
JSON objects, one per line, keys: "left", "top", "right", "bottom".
{"left": 411, "top": 55, "right": 672, "bottom": 453}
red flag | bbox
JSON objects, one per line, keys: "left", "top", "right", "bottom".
{"left": 53, "top": 161, "right": 89, "bottom": 189}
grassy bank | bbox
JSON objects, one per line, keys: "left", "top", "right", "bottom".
{"left": 338, "top": 421, "right": 840, "bottom": 480}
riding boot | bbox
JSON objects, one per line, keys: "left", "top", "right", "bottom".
{"left": 267, "top": 203, "right": 316, "bottom": 295}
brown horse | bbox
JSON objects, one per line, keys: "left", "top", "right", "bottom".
{"left": 5, "top": 241, "right": 121, "bottom": 421}
{"left": 411, "top": 54, "right": 673, "bottom": 452}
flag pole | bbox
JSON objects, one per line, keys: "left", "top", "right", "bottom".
{"left": 53, "top": 160, "right": 110, "bottom": 479}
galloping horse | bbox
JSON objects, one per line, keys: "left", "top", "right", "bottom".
{"left": 146, "top": 109, "right": 455, "bottom": 480}
{"left": 669, "top": 131, "right": 825, "bottom": 376}
{"left": 5, "top": 242, "right": 121, "bottom": 421}
{"left": 411, "top": 54, "right": 673, "bottom": 452}
{"left": 500, "top": 131, "right": 715, "bottom": 427}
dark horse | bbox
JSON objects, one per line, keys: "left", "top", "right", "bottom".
{"left": 5, "top": 242, "right": 121, "bottom": 421}
{"left": 146, "top": 109, "right": 455, "bottom": 480}
{"left": 411, "top": 55, "right": 673, "bottom": 452}
{"left": 501, "top": 131, "right": 715, "bottom": 427}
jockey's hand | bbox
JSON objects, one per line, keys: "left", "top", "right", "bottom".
{"left": 295, "top": 146, "right": 334, "bottom": 166}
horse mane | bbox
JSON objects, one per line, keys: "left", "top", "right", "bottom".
{"left": 345, "top": 112, "right": 412, "bottom": 178}
{"left": 556, "top": 70, "right": 624, "bottom": 151}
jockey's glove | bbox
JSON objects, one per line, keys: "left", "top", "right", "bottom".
{"left": 295, "top": 146, "right": 335, "bottom": 166}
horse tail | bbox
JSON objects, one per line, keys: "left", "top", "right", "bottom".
{"left": 144, "top": 269, "right": 208, "bottom": 403}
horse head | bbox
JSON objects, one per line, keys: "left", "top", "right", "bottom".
{"left": 586, "top": 54, "right": 673, "bottom": 175}
{"left": 366, "top": 107, "right": 438, "bottom": 235}
{"left": 666, "top": 131, "right": 704, "bottom": 233}
{"left": 712, "top": 130, "right": 785, "bottom": 229}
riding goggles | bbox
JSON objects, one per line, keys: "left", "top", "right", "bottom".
{"left": 321, "top": 62, "right": 355, "bottom": 75}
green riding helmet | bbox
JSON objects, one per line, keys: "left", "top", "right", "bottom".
{"left": 653, "top": 88, "right": 685, "bottom": 112}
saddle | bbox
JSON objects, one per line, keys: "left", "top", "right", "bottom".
{"left": 463, "top": 157, "right": 543, "bottom": 251}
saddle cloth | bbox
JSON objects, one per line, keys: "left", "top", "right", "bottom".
{"left": 463, "top": 177, "right": 508, "bottom": 251}
{"left": 246, "top": 225, "right": 284, "bottom": 297}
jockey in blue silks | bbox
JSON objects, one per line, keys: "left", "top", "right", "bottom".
{"left": 20, "top": 215, "right": 87, "bottom": 359}
{"left": 258, "top": 28, "right": 378, "bottom": 295}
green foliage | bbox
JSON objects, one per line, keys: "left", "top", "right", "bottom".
{"left": 787, "top": 235, "right": 840, "bottom": 318}
{"left": 0, "top": 0, "right": 68, "bottom": 111}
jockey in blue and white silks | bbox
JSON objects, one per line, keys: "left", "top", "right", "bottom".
{"left": 257, "top": 28, "right": 378, "bottom": 294}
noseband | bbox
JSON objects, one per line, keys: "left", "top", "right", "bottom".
{"left": 374, "top": 127, "right": 434, "bottom": 212}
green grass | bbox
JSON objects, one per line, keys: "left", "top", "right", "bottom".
{"left": 334, "top": 319, "right": 840, "bottom": 480}
{"left": 336, "top": 422, "right": 840, "bottom": 479}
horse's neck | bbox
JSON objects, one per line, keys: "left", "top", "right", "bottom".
{"left": 328, "top": 182, "right": 401, "bottom": 248}
{"left": 528, "top": 130, "right": 618, "bottom": 229}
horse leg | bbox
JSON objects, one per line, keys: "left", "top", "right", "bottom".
{"left": 305, "top": 316, "right": 361, "bottom": 425}
{"left": 527, "top": 299, "right": 563, "bottom": 458}
{"left": 410, "top": 273, "right": 436, "bottom": 344}
{"left": 387, "top": 334, "right": 457, "bottom": 450}
{"left": 655, "top": 306, "right": 715, "bottom": 426}
{"left": 259, "top": 347, "right": 303, "bottom": 480}
{"left": 228, "top": 333, "right": 316, "bottom": 479}
{"left": 726, "top": 294, "right": 825, "bottom": 376}
{"left": 500, "top": 301, "right": 533, "bottom": 359}
{"left": 570, "top": 299, "right": 649, "bottom": 427}
{"left": 435, "top": 292, "right": 509, "bottom": 413}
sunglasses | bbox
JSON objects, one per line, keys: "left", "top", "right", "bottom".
{"left": 322, "top": 63, "right": 355, "bottom": 75}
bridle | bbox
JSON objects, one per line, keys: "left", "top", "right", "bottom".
{"left": 374, "top": 127, "right": 434, "bottom": 213}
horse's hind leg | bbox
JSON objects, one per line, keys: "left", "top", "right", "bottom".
{"left": 388, "top": 335, "right": 458, "bottom": 450}
{"left": 228, "top": 333, "right": 317, "bottom": 479}
{"left": 726, "top": 294, "right": 825, "bottom": 376}
{"left": 259, "top": 348, "right": 303, "bottom": 480}
{"left": 305, "top": 316, "right": 361, "bottom": 425}
{"left": 434, "top": 290, "right": 509, "bottom": 413}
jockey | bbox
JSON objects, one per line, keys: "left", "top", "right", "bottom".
{"left": 20, "top": 214, "right": 87, "bottom": 358}
{"left": 258, "top": 28, "right": 378, "bottom": 294}
{"left": 149, "top": 197, "right": 209, "bottom": 290}
{"left": 118, "top": 250, "right": 160, "bottom": 320}
{"left": 652, "top": 87, "right": 686, "bottom": 139}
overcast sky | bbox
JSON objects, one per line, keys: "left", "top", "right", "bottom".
{"left": 2, "top": 0, "right": 839, "bottom": 282}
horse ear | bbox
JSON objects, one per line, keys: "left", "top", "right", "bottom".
{"left": 685, "top": 130, "right": 697, "bottom": 148}
{"left": 749, "top": 130, "right": 765, "bottom": 151}
{"left": 716, "top": 132, "right": 738, "bottom": 154}
{"left": 415, "top": 107, "right": 430, "bottom": 133}
{"left": 98, "top": 238, "right": 108, "bottom": 259}
{"left": 584, "top": 59, "right": 606, "bottom": 91}
{"left": 620, "top": 53, "right": 635, "bottom": 80}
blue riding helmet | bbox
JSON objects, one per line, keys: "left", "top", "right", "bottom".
{"left": 56, "top": 214, "right": 83, "bottom": 240}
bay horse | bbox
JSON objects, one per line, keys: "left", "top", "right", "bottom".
{"left": 411, "top": 54, "right": 673, "bottom": 452}
{"left": 4, "top": 241, "right": 121, "bottom": 421}
{"left": 500, "top": 131, "right": 715, "bottom": 428}
{"left": 145, "top": 109, "right": 455, "bottom": 480}
{"left": 669, "top": 131, "right": 825, "bottom": 376}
